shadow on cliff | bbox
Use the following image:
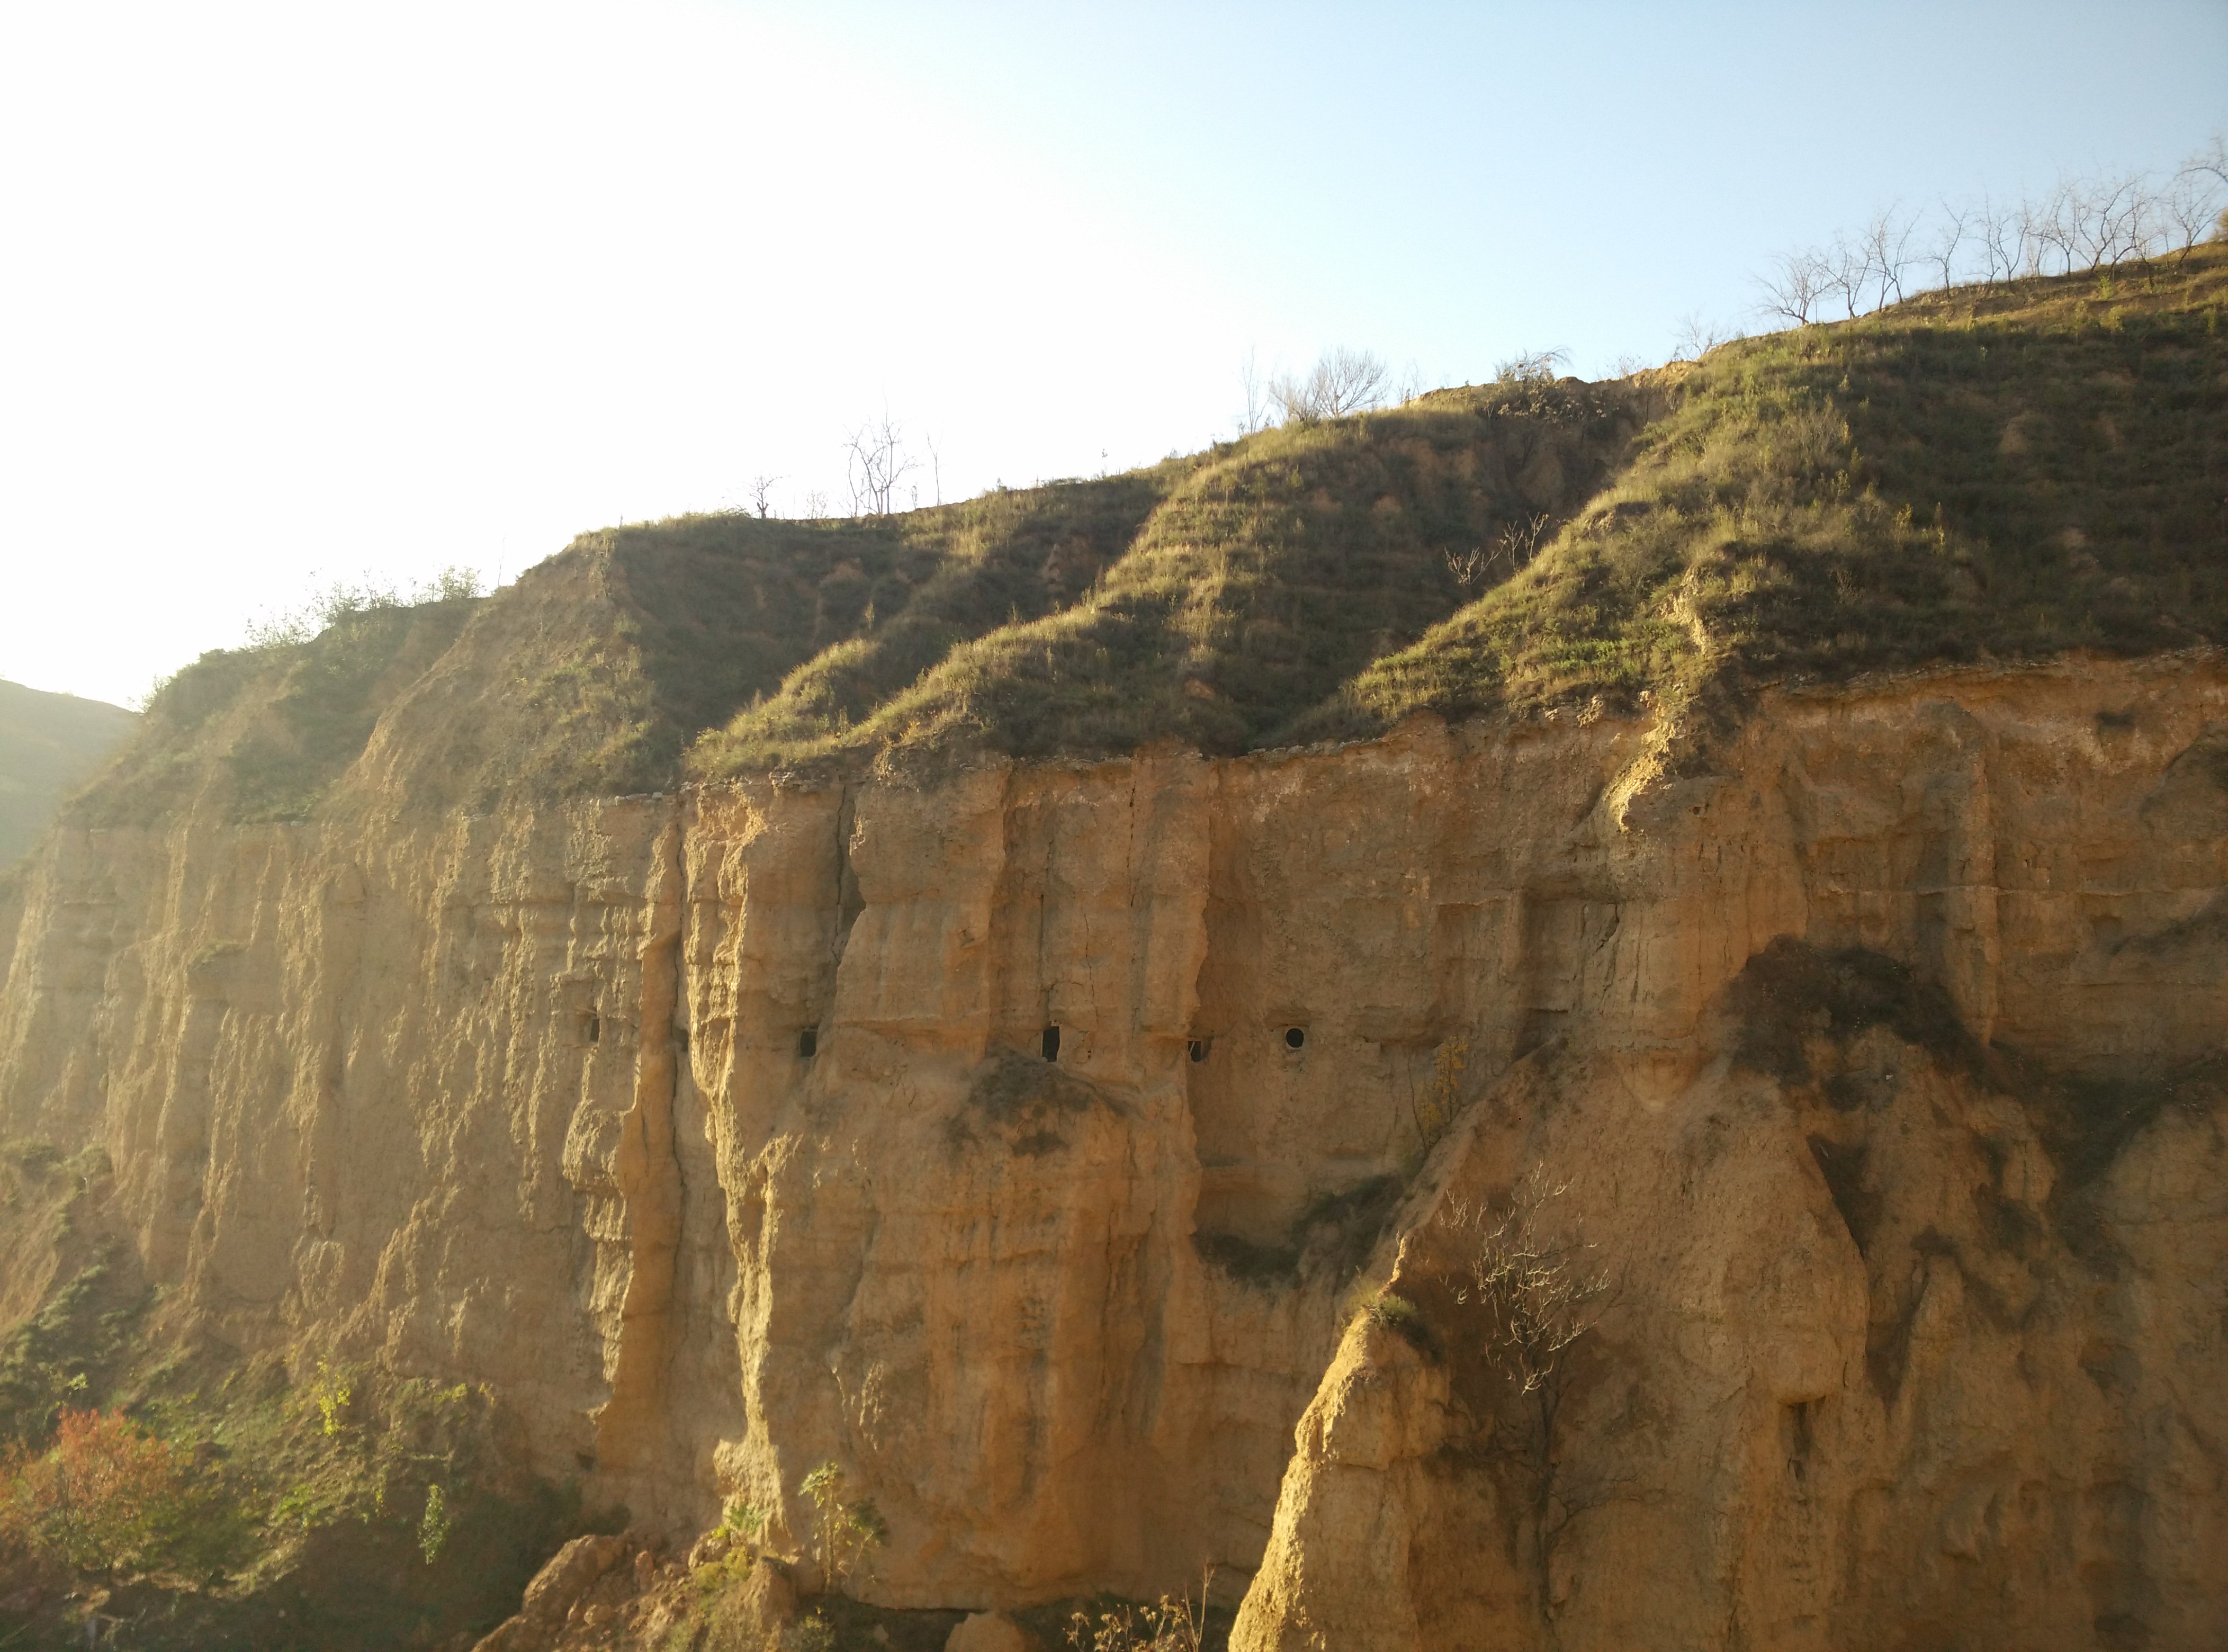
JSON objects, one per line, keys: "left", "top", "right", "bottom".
{"left": 1727, "top": 933, "right": 2225, "bottom": 1289}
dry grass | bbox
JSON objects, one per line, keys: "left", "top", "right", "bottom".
{"left": 1310, "top": 245, "right": 2228, "bottom": 748}
{"left": 61, "top": 245, "right": 2228, "bottom": 820}
{"left": 690, "top": 378, "right": 1640, "bottom": 775}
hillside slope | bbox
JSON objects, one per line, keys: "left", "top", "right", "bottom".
{"left": 53, "top": 245, "right": 2227, "bottom": 831}
{"left": 0, "top": 679, "right": 136, "bottom": 869}
{"left": 1, "top": 253, "right": 2225, "bottom": 1652}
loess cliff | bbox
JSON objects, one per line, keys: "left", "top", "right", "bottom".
{"left": 3, "top": 253, "right": 2226, "bottom": 1651}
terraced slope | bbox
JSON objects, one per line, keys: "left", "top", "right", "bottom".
{"left": 1322, "top": 246, "right": 2228, "bottom": 751}
{"left": 65, "top": 245, "right": 2228, "bottom": 825}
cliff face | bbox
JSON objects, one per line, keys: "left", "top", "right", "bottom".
{"left": 3, "top": 654, "right": 2224, "bottom": 1648}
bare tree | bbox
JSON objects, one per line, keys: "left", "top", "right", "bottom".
{"left": 803, "top": 489, "right": 831, "bottom": 522}
{"left": 2188, "top": 133, "right": 2228, "bottom": 196}
{"left": 1926, "top": 200, "right": 1971, "bottom": 292}
{"left": 2167, "top": 136, "right": 2228, "bottom": 259}
{"left": 2072, "top": 173, "right": 2147, "bottom": 270}
{"left": 1670, "top": 312, "right": 1739, "bottom": 363}
{"left": 1270, "top": 346, "right": 1390, "bottom": 423}
{"left": 1758, "top": 247, "right": 1829, "bottom": 324}
{"left": 2023, "top": 181, "right": 2078, "bottom": 276}
{"left": 1235, "top": 347, "right": 1270, "bottom": 435}
{"left": 1814, "top": 233, "right": 1863, "bottom": 319}
{"left": 845, "top": 415, "right": 918, "bottom": 517}
{"left": 2164, "top": 169, "right": 2221, "bottom": 259}
{"left": 1444, "top": 511, "right": 1551, "bottom": 595}
{"left": 1498, "top": 513, "right": 1550, "bottom": 572}
{"left": 1756, "top": 145, "right": 2226, "bottom": 324}
{"left": 1857, "top": 206, "right": 1919, "bottom": 308}
{"left": 1440, "top": 1169, "right": 1616, "bottom": 1628}
{"left": 747, "top": 474, "right": 781, "bottom": 518}
{"left": 1977, "top": 191, "right": 2021, "bottom": 291}
{"left": 1445, "top": 545, "right": 1492, "bottom": 592}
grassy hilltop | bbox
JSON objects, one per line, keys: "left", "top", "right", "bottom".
{"left": 79, "top": 245, "right": 2228, "bottom": 823}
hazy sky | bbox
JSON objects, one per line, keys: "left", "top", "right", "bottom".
{"left": 4, "top": 1, "right": 2224, "bottom": 706}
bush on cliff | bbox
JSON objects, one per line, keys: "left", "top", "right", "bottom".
{"left": 0, "top": 1407, "right": 238, "bottom": 1578}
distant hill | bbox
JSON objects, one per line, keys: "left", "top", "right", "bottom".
{"left": 0, "top": 678, "right": 138, "bottom": 867}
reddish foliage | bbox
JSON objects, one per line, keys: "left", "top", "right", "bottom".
{"left": 0, "top": 1409, "right": 189, "bottom": 1572}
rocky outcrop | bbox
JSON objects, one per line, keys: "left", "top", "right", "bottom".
{"left": 3, "top": 656, "right": 2225, "bottom": 1648}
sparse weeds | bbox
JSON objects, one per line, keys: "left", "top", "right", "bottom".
{"left": 692, "top": 384, "right": 1636, "bottom": 773}
{"left": 1362, "top": 1289, "right": 1434, "bottom": 1355}
{"left": 417, "top": 1482, "right": 451, "bottom": 1565}
{"left": 1327, "top": 247, "right": 2228, "bottom": 754}
{"left": 310, "top": 1360, "right": 353, "bottom": 1438}
{"left": 241, "top": 568, "right": 485, "bottom": 651}
{"left": 1065, "top": 1567, "right": 1215, "bottom": 1652}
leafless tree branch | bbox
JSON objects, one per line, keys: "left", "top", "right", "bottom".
{"left": 1753, "top": 140, "right": 2227, "bottom": 322}
{"left": 845, "top": 414, "right": 918, "bottom": 517}
{"left": 1270, "top": 346, "right": 1390, "bottom": 423}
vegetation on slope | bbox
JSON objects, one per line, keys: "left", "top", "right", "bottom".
{"left": 691, "top": 378, "right": 1638, "bottom": 773}
{"left": 78, "top": 593, "right": 484, "bottom": 826}
{"left": 1310, "top": 247, "right": 2228, "bottom": 746}
{"left": 620, "top": 464, "right": 1189, "bottom": 779}
{"left": 687, "top": 245, "right": 2228, "bottom": 777}
{"left": 61, "top": 472, "right": 1197, "bottom": 821}
{"left": 0, "top": 1139, "right": 572, "bottom": 1648}
{"left": 50, "top": 245, "right": 2228, "bottom": 827}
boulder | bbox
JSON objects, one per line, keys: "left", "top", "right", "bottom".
{"left": 946, "top": 1611, "right": 1037, "bottom": 1652}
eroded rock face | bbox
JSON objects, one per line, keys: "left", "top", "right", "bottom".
{"left": 2, "top": 658, "right": 2224, "bottom": 1647}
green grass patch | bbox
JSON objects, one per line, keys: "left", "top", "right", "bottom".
{"left": 1316, "top": 247, "right": 2228, "bottom": 749}
{"left": 54, "top": 247, "right": 2228, "bottom": 818}
{"left": 691, "top": 379, "right": 1638, "bottom": 774}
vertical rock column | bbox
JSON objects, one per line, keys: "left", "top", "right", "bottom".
{"left": 592, "top": 814, "right": 687, "bottom": 1509}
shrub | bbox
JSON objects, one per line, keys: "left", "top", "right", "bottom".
{"left": 1409, "top": 1038, "right": 1468, "bottom": 1156}
{"left": 1065, "top": 1569, "right": 1212, "bottom": 1652}
{"left": 1441, "top": 1169, "right": 1609, "bottom": 1396}
{"left": 0, "top": 1408, "right": 195, "bottom": 1573}
{"left": 312, "top": 1359, "right": 354, "bottom": 1438}
{"left": 798, "top": 1462, "right": 884, "bottom": 1595}
{"left": 1436, "top": 1170, "right": 1616, "bottom": 1626}
{"left": 720, "top": 1496, "right": 766, "bottom": 1543}
{"left": 780, "top": 1614, "right": 835, "bottom": 1652}
{"left": 1362, "top": 1288, "right": 1433, "bottom": 1353}
{"left": 418, "top": 1483, "right": 452, "bottom": 1565}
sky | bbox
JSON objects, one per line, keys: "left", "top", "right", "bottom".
{"left": 3, "top": 1, "right": 2224, "bottom": 707}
